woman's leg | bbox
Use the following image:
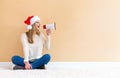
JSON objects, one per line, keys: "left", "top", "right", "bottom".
{"left": 31, "top": 54, "right": 51, "bottom": 69}
{"left": 11, "top": 55, "right": 25, "bottom": 66}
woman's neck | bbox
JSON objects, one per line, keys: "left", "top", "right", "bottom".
{"left": 32, "top": 31, "right": 36, "bottom": 38}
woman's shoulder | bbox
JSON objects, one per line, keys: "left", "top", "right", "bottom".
{"left": 21, "top": 32, "right": 27, "bottom": 39}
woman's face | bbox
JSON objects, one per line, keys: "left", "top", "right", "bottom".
{"left": 35, "top": 21, "right": 40, "bottom": 28}
{"left": 34, "top": 21, "right": 41, "bottom": 31}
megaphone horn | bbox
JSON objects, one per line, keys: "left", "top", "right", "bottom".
{"left": 43, "top": 22, "right": 56, "bottom": 30}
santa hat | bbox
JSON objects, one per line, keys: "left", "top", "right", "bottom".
{"left": 24, "top": 16, "right": 40, "bottom": 30}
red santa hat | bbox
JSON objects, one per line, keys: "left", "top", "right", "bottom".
{"left": 24, "top": 16, "right": 40, "bottom": 30}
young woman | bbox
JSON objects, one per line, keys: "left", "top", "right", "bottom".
{"left": 11, "top": 16, "right": 51, "bottom": 70}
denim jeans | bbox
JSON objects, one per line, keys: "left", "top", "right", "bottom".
{"left": 11, "top": 54, "right": 51, "bottom": 69}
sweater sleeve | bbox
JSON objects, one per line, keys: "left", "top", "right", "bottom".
{"left": 21, "top": 33, "right": 29, "bottom": 62}
{"left": 41, "top": 33, "right": 51, "bottom": 50}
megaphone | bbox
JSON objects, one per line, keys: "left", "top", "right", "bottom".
{"left": 43, "top": 22, "right": 56, "bottom": 30}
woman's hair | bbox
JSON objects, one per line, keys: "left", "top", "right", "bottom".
{"left": 25, "top": 23, "right": 40, "bottom": 44}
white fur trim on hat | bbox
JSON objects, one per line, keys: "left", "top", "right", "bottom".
{"left": 27, "top": 25, "right": 32, "bottom": 30}
{"left": 30, "top": 16, "right": 40, "bottom": 25}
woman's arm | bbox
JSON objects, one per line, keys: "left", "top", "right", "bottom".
{"left": 42, "top": 29, "right": 51, "bottom": 50}
{"left": 45, "top": 35, "right": 51, "bottom": 50}
{"left": 21, "top": 33, "right": 32, "bottom": 69}
{"left": 21, "top": 33, "right": 29, "bottom": 62}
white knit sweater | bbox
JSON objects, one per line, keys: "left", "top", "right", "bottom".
{"left": 21, "top": 33, "right": 50, "bottom": 62}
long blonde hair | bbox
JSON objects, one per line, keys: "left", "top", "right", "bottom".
{"left": 25, "top": 23, "right": 40, "bottom": 44}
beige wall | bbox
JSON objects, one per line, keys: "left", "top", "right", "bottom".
{"left": 0, "top": 0, "right": 120, "bottom": 62}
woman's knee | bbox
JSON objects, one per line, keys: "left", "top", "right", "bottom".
{"left": 11, "top": 55, "right": 20, "bottom": 62}
{"left": 43, "top": 54, "right": 51, "bottom": 61}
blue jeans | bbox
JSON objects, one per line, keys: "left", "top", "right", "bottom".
{"left": 11, "top": 54, "right": 51, "bottom": 69}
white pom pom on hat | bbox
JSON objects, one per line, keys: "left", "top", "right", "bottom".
{"left": 24, "top": 16, "right": 40, "bottom": 30}
{"left": 27, "top": 25, "right": 32, "bottom": 30}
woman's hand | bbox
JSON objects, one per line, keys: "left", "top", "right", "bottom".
{"left": 35, "top": 25, "right": 40, "bottom": 32}
{"left": 25, "top": 62, "right": 32, "bottom": 69}
{"left": 46, "top": 29, "right": 51, "bottom": 36}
